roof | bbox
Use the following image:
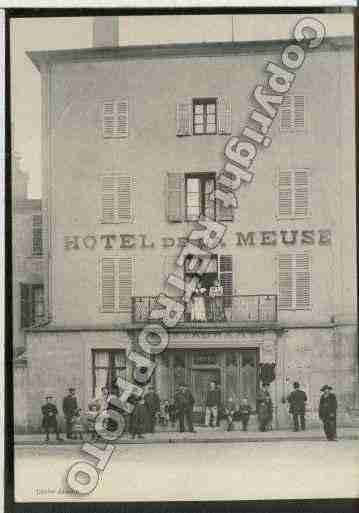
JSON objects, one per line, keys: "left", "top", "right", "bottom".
{"left": 27, "top": 36, "right": 353, "bottom": 71}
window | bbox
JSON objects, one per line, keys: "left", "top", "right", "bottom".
{"left": 101, "top": 174, "right": 134, "bottom": 223}
{"left": 166, "top": 172, "right": 233, "bottom": 222}
{"left": 184, "top": 254, "right": 233, "bottom": 307}
{"left": 278, "top": 169, "right": 310, "bottom": 219}
{"left": 92, "top": 350, "right": 127, "bottom": 396}
{"left": 102, "top": 99, "right": 129, "bottom": 138}
{"left": 279, "top": 94, "right": 305, "bottom": 132}
{"left": 176, "top": 96, "right": 231, "bottom": 136}
{"left": 193, "top": 99, "right": 217, "bottom": 135}
{"left": 278, "top": 253, "right": 311, "bottom": 310}
{"left": 186, "top": 173, "right": 215, "bottom": 221}
{"left": 20, "top": 284, "right": 44, "bottom": 328}
{"left": 99, "top": 257, "right": 134, "bottom": 313}
{"left": 32, "top": 215, "right": 42, "bottom": 256}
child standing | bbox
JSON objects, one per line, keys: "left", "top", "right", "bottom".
{"left": 72, "top": 409, "right": 85, "bottom": 441}
{"left": 129, "top": 398, "right": 147, "bottom": 439}
{"left": 224, "top": 398, "right": 236, "bottom": 432}
{"left": 86, "top": 403, "right": 99, "bottom": 441}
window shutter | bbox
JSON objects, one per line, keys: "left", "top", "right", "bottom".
{"left": 294, "top": 95, "right": 305, "bottom": 131}
{"left": 32, "top": 215, "right": 42, "bottom": 256}
{"left": 167, "top": 173, "right": 185, "bottom": 222}
{"left": 103, "top": 99, "right": 129, "bottom": 138}
{"left": 217, "top": 97, "right": 231, "bottom": 135}
{"left": 20, "top": 284, "right": 30, "bottom": 328}
{"left": 278, "top": 254, "right": 293, "bottom": 309}
{"left": 117, "top": 175, "right": 133, "bottom": 222}
{"left": 118, "top": 257, "right": 134, "bottom": 313}
{"left": 294, "top": 169, "right": 310, "bottom": 217}
{"left": 295, "top": 253, "right": 311, "bottom": 309}
{"left": 176, "top": 102, "right": 192, "bottom": 136}
{"left": 219, "top": 255, "right": 233, "bottom": 308}
{"left": 280, "top": 95, "right": 292, "bottom": 131}
{"left": 102, "top": 175, "right": 116, "bottom": 223}
{"left": 101, "top": 258, "right": 116, "bottom": 312}
{"left": 278, "top": 170, "right": 293, "bottom": 217}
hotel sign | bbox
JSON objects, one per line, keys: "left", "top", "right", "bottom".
{"left": 64, "top": 229, "right": 332, "bottom": 251}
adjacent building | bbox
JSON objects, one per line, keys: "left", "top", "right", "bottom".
{"left": 20, "top": 19, "right": 358, "bottom": 432}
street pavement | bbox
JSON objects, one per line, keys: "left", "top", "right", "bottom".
{"left": 14, "top": 436, "right": 359, "bottom": 502}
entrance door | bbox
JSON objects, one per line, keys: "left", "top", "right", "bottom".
{"left": 191, "top": 369, "right": 221, "bottom": 408}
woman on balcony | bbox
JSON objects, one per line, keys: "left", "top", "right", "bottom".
{"left": 191, "top": 280, "right": 207, "bottom": 322}
{"left": 208, "top": 279, "right": 226, "bottom": 322}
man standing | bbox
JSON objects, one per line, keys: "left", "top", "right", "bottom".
{"left": 174, "top": 384, "right": 196, "bottom": 433}
{"left": 144, "top": 385, "right": 160, "bottom": 434}
{"left": 319, "top": 385, "right": 338, "bottom": 441}
{"left": 257, "top": 383, "right": 273, "bottom": 431}
{"left": 287, "top": 381, "right": 307, "bottom": 431}
{"left": 41, "top": 395, "right": 63, "bottom": 443}
{"left": 205, "top": 380, "right": 221, "bottom": 428}
{"left": 62, "top": 387, "right": 78, "bottom": 440}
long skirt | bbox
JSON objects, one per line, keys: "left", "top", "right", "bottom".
{"left": 191, "top": 297, "right": 206, "bottom": 321}
{"left": 208, "top": 297, "right": 226, "bottom": 321}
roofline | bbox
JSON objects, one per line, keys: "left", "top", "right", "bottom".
{"left": 27, "top": 36, "right": 354, "bottom": 71}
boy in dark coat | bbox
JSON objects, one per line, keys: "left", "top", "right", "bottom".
{"left": 41, "top": 396, "right": 63, "bottom": 442}
{"left": 287, "top": 382, "right": 307, "bottom": 431}
{"left": 319, "top": 385, "right": 338, "bottom": 441}
{"left": 62, "top": 387, "right": 78, "bottom": 439}
{"left": 144, "top": 385, "right": 160, "bottom": 434}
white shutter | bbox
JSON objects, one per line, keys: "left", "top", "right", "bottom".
{"left": 280, "top": 95, "right": 292, "bottom": 131}
{"left": 167, "top": 173, "right": 185, "bottom": 222}
{"left": 219, "top": 255, "right": 233, "bottom": 308}
{"left": 217, "top": 96, "right": 231, "bottom": 135}
{"left": 117, "top": 175, "right": 133, "bottom": 222}
{"left": 278, "top": 170, "right": 293, "bottom": 217}
{"left": 294, "top": 169, "right": 310, "bottom": 217}
{"left": 100, "top": 257, "right": 134, "bottom": 313}
{"left": 294, "top": 95, "right": 305, "bottom": 131}
{"left": 103, "top": 99, "right": 129, "bottom": 138}
{"left": 295, "top": 253, "right": 311, "bottom": 309}
{"left": 102, "top": 175, "right": 116, "bottom": 223}
{"left": 279, "top": 95, "right": 305, "bottom": 132}
{"left": 118, "top": 257, "right": 134, "bottom": 313}
{"left": 278, "top": 254, "right": 293, "bottom": 309}
{"left": 101, "top": 258, "right": 116, "bottom": 312}
{"left": 176, "top": 102, "right": 192, "bottom": 136}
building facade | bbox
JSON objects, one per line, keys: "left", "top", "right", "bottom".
{"left": 21, "top": 31, "right": 357, "bottom": 432}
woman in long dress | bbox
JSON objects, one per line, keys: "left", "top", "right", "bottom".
{"left": 191, "top": 283, "right": 207, "bottom": 321}
{"left": 208, "top": 279, "right": 226, "bottom": 321}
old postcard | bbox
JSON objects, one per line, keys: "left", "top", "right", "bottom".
{"left": 10, "top": 11, "right": 358, "bottom": 503}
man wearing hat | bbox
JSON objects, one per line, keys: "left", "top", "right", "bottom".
{"left": 144, "top": 384, "right": 161, "bottom": 434}
{"left": 174, "top": 384, "right": 196, "bottom": 433}
{"left": 41, "top": 395, "right": 63, "bottom": 442}
{"left": 319, "top": 385, "right": 338, "bottom": 441}
{"left": 287, "top": 382, "right": 308, "bottom": 432}
{"left": 62, "top": 387, "right": 78, "bottom": 440}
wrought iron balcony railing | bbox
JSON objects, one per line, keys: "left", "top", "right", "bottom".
{"left": 132, "top": 295, "right": 277, "bottom": 323}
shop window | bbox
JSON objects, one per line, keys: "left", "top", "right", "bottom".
{"left": 32, "top": 214, "right": 42, "bottom": 256}
{"left": 101, "top": 174, "right": 134, "bottom": 223}
{"left": 20, "top": 283, "right": 44, "bottom": 328}
{"left": 166, "top": 172, "right": 233, "bottom": 222}
{"left": 102, "top": 99, "right": 129, "bottom": 138}
{"left": 99, "top": 256, "right": 134, "bottom": 313}
{"left": 92, "top": 350, "right": 126, "bottom": 396}
{"left": 176, "top": 97, "right": 231, "bottom": 136}
{"left": 278, "top": 253, "right": 311, "bottom": 310}
{"left": 278, "top": 169, "right": 310, "bottom": 219}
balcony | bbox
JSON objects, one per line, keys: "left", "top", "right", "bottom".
{"left": 132, "top": 295, "right": 277, "bottom": 324}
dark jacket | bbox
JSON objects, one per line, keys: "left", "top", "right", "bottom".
{"left": 63, "top": 395, "right": 78, "bottom": 418}
{"left": 144, "top": 391, "right": 160, "bottom": 414}
{"left": 319, "top": 393, "right": 337, "bottom": 421}
{"left": 42, "top": 403, "right": 58, "bottom": 429}
{"left": 239, "top": 404, "right": 252, "bottom": 417}
{"left": 287, "top": 389, "right": 307, "bottom": 414}
{"left": 174, "top": 390, "right": 195, "bottom": 412}
{"left": 205, "top": 389, "right": 221, "bottom": 407}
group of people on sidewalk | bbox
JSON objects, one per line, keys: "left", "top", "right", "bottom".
{"left": 41, "top": 380, "right": 338, "bottom": 442}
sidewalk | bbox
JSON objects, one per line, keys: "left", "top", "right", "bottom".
{"left": 15, "top": 426, "right": 359, "bottom": 445}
